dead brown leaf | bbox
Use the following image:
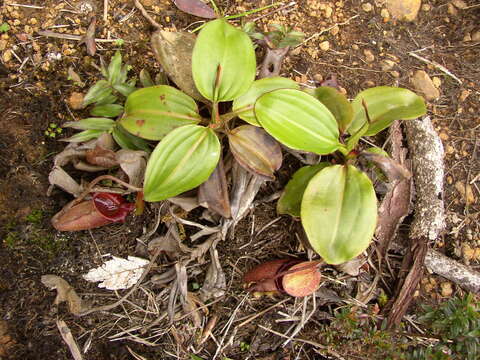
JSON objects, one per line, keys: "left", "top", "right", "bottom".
{"left": 41, "top": 275, "right": 87, "bottom": 315}
{"left": 198, "top": 157, "right": 231, "bottom": 218}
{"left": 173, "top": 0, "right": 216, "bottom": 19}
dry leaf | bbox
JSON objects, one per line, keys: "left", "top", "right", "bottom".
{"left": 198, "top": 157, "right": 231, "bottom": 218}
{"left": 116, "top": 149, "right": 148, "bottom": 187}
{"left": 151, "top": 31, "right": 205, "bottom": 101}
{"left": 361, "top": 151, "right": 411, "bottom": 182}
{"left": 85, "top": 143, "right": 118, "bottom": 168}
{"left": 200, "top": 246, "right": 226, "bottom": 301}
{"left": 48, "top": 166, "right": 83, "bottom": 197}
{"left": 41, "top": 275, "right": 86, "bottom": 315}
{"left": 335, "top": 255, "right": 366, "bottom": 276}
{"left": 173, "top": 0, "right": 216, "bottom": 18}
{"left": 83, "top": 256, "right": 149, "bottom": 290}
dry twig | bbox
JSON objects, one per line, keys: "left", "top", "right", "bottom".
{"left": 56, "top": 320, "right": 83, "bottom": 360}
{"left": 409, "top": 51, "right": 462, "bottom": 85}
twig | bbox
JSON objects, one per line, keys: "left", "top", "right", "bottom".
{"left": 56, "top": 320, "right": 83, "bottom": 360}
{"left": 425, "top": 249, "right": 480, "bottom": 294}
{"left": 103, "top": 0, "right": 108, "bottom": 22}
{"left": 37, "top": 30, "right": 122, "bottom": 43}
{"left": 252, "top": 1, "right": 296, "bottom": 22}
{"left": 133, "top": 0, "right": 161, "bottom": 29}
{"left": 5, "top": 3, "right": 44, "bottom": 8}
{"left": 258, "top": 325, "right": 345, "bottom": 360}
{"left": 78, "top": 248, "right": 161, "bottom": 316}
{"left": 408, "top": 52, "right": 462, "bottom": 85}
{"left": 298, "top": 15, "right": 359, "bottom": 47}
{"left": 236, "top": 298, "right": 289, "bottom": 328}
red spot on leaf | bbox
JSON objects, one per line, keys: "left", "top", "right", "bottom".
{"left": 136, "top": 119, "right": 145, "bottom": 126}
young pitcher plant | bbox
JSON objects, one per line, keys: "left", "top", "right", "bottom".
{"left": 62, "top": 18, "right": 427, "bottom": 266}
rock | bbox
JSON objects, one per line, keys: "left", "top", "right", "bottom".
{"left": 313, "top": 73, "right": 323, "bottom": 83}
{"left": 330, "top": 25, "right": 339, "bottom": 36}
{"left": 0, "top": 40, "right": 6, "bottom": 51}
{"left": 472, "top": 31, "right": 480, "bottom": 42}
{"left": 290, "top": 46, "right": 301, "bottom": 56}
{"left": 381, "top": 59, "right": 395, "bottom": 71}
{"left": 362, "top": 3, "right": 373, "bottom": 12}
{"left": 363, "top": 49, "right": 375, "bottom": 62}
{"left": 319, "top": 41, "right": 330, "bottom": 51}
{"left": 411, "top": 70, "right": 440, "bottom": 100}
{"left": 324, "top": 6, "right": 333, "bottom": 18}
{"left": 459, "top": 89, "right": 471, "bottom": 102}
{"left": 352, "top": 44, "right": 359, "bottom": 50}
{"left": 140, "top": 0, "right": 154, "bottom": 6}
{"left": 390, "top": 70, "right": 400, "bottom": 78}
{"left": 463, "top": 33, "right": 472, "bottom": 42}
{"left": 422, "top": 4, "right": 431, "bottom": 11}
{"left": 440, "top": 282, "right": 453, "bottom": 297}
{"left": 380, "top": 8, "right": 390, "bottom": 19}
{"left": 2, "top": 49, "right": 12, "bottom": 62}
{"left": 432, "top": 77, "right": 442, "bottom": 88}
{"left": 387, "top": 0, "right": 421, "bottom": 21}
{"left": 447, "top": 3, "right": 458, "bottom": 16}
{"left": 68, "top": 92, "right": 84, "bottom": 110}
{"left": 452, "top": 0, "right": 467, "bottom": 9}
{"left": 455, "top": 181, "right": 476, "bottom": 205}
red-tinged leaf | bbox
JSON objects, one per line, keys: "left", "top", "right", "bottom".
{"left": 198, "top": 157, "right": 231, "bottom": 218}
{"left": 92, "top": 193, "right": 135, "bottom": 222}
{"left": 282, "top": 261, "right": 322, "bottom": 297}
{"left": 173, "top": 0, "right": 216, "bottom": 19}
{"left": 52, "top": 200, "right": 111, "bottom": 231}
{"left": 228, "top": 125, "right": 282, "bottom": 180}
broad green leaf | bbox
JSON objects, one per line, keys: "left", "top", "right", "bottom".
{"left": 255, "top": 89, "right": 341, "bottom": 155}
{"left": 61, "top": 130, "right": 105, "bottom": 143}
{"left": 277, "top": 162, "right": 330, "bottom": 217}
{"left": 96, "top": 93, "right": 117, "bottom": 106}
{"left": 313, "top": 86, "right": 353, "bottom": 133}
{"left": 82, "top": 80, "right": 112, "bottom": 107}
{"left": 144, "top": 125, "right": 220, "bottom": 202}
{"left": 139, "top": 69, "right": 155, "bottom": 87}
{"left": 113, "top": 83, "right": 136, "bottom": 97}
{"left": 227, "top": 125, "right": 282, "bottom": 179}
{"left": 348, "top": 86, "right": 427, "bottom": 136}
{"left": 63, "top": 118, "right": 115, "bottom": 131}
{"left": 192, "top": 19, "right": 256, "bottom": 102}
{"left": 107, "top": 51, "right": 122, "bottom": 85}
{"left": 120, "top": 85, "right": 201, "bottom": 140}
{"left": 90, "top": 104, "right": 124, "bottom": 117}
{"left": 301, "top": 165, "right": 377, "bottom": 264}
{"left": 232, "top": 77, "right": 299, "bottom": 126}
{"left": 112, "top": 124, "right": 151, "bottom": 152}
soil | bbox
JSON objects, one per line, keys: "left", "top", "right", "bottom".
{"left": 1, "top": 0, "right": 479, "bottom": 359}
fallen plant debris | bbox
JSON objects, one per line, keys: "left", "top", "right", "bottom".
{"left": 41, "top": 275, "right": 87, "bottom": 315}
{"left": 83, "top": 256, "right": 150, "bottom": 290}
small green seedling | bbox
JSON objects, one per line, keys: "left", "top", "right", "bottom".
{"left": 0, "top": 23, "right": 10, "bottom": 33}
{"left": 45, "top": 123, "right": 63, "bottom": 138}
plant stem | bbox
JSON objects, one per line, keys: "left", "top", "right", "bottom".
{"left": 211, "top": 102, "right": 220, "bottom": 125}
{"left": 337, "top": 145, "right": 349, "bottom": 156}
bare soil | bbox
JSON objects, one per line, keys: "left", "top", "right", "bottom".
{"left": 1, "top": 0, "right": 479, "bottom": 359}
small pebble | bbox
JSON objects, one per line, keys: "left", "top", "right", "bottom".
{"left": 362, "top": 3, "right": 373, "bottom": 12}
{"left": 440, "top": 282, "right": 453, "bottom": 297}
{"left": 432, "top": 77, "right": 442, "bottom": 88}
{"left": 313, "top": 73, "right": 323, "bottom": 83}
{"left": 319, "top": 41, "right": 330, "bottom": 51}
{"left": 2, "top": 49, "right": 12, "bottom": 62}
{"left": 363, "top": 49, "right": 375, "bottom": 62}
{"left": 380, "top": 8, "right": 390, "bottom": 19}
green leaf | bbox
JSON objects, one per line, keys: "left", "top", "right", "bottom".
{"left": 107, "top": 51, "right": 122, "bottom": 85}
{"left": 301, "top": 165, "right": 377, "bottom": 264}
{"left": 112, "top": 124, "right": 151, "bottom": 152}
{"left": 63, "top": 118, "right": 116, "bottom": 131}
{"left": 192, "top": 19, "right": 256, "bottom": 102}
{"left": 0, "top": 23, "right": 10, "bottom": 33}
{"left": 144, "top": 125, "right": 220, "bottom": 202}
{"left": 90, "top": 104, "right": 124, "bottom": 117}
{"left": 120, "top": 85, "right": 201, "bottom": 140}
{"left": 232, "top": 77, "right": 299, "bottom": 126}
{"left": 61, "top": 130, "right": 105, "bottom": 143}
{"left": 82, "top": 80, "right": 112, "bottom": 107}
{"left": 255, "top": 89, "right": 341, "bottom": 155}
{"left": 113, "top": 83, "right": 136, "bottom": 97}
{"left": 346, "top": 120, "right": 369, "bottom": 152}
{"left": 139, "top": 69, "right": 155, "bottom": 87}
{"left": 277, "top": 162, "right": 330, "bottom": 217}
{"left": 313, "top": 86, "right": 353, "bottom": 133}
{"left": 348, "top": 86, "right": 427, "bottom": 136}
{"left": 227, "top": 125, "right": 282, "bottom": 179}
